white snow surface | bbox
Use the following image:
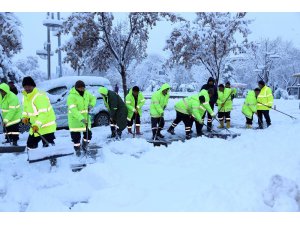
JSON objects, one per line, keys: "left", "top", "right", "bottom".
{"left": 0, "top": 98, "right": 300, "bottom": 212}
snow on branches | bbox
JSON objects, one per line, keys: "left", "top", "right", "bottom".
{"left": 164, "top": 12, "right": 252, "bottom": 84}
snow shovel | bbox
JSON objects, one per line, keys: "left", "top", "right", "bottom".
{"left": 257, "top": 101, "right": 297, "bottom": 120}
{"left": 0, "top": 115, "right": 26, "bottom": 153}
{"left": 27, "top": 129, "right": 73, "bottom": 164}
{"left": 203, "top": 121, "right": 240, "bottom": 140}
{"left": 83, "top": 113, "right": 97, "bottom": 159}
{"left": 133, "top": 112, "right": 137, "bottom": 138}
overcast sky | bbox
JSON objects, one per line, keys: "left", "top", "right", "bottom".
{"left": 14, "top": 12, "right": 300, "bottom": 77}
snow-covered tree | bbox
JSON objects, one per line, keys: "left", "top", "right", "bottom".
{"left": 62, "top": 12, "right": 182, "bottom": 98}
{"left": 14, "top": 56, "right": 47, "bottom": 82}
{"left": 129, "top": 54, "right": 167, "bottom": 91}
{"left": 0, "top": 13, "right": 22, "bottom": 82}
{"left": 248, "top": 38, "right": 300, "bottom": 90}
{"left": 165, "top": 12, "right": 252, "bottom": 84}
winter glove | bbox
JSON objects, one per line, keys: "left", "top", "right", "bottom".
{"left": 81, "top": 119, "right": 88, "bottom": 125}
{"left": 32, "top": 125, "right": 39, "bottom": 133}
{"left": 161, "top": 112, "right": 164, "bottom": 117}
{"left": 22, "top": 118, "right": 29, "bottom": 124}
{"left": 231, "top": 95, "right": 235, "bottom": 100}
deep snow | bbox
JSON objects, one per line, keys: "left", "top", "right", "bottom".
{"left": 0, "top": 98, "right": 300, "bottom": 212}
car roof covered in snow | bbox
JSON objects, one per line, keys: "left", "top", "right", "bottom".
{"left": 37, "top": 76, "right": 112, "bottom": 91}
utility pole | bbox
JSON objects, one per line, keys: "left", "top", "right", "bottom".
{"left": 57, "top": 12, "right": 62, "bottom": 77}
{"left": 47, "top": 12, "right": 51, "bottom": 80}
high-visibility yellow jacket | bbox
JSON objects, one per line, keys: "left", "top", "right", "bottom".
{"left": 242, "top": 90, "right": 257, "bottom": 119}
{"left": 257, "top": 85, "right": 273, "bottom": 110}
{"left": 67, "top": 87, "right": 96, "bottom": 132}
{"left": 22, "top": 87, "right": 56, "bottom": 136}
{"left": 0, "top": 83, "right": 21, "bottom": 127}
{"left": 199, "top": 89, "right": 215, "bottom": 116}
{"left": 150, "top": 83, "right": 170, "bottom": 118}
{"left": 125, "top": 88, "right": 146, "bottom": 120}
{"left": 217, "top": 88, "right": 234, "bottom": 112}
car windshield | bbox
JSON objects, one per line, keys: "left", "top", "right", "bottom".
{"left": 47, "top": 86, "right": 68, "bottom": 95}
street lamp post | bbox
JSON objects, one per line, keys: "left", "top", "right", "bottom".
{"left": 38, "top": 12, "right": 63, "bottom": 80}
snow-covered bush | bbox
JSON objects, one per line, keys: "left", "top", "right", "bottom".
{"left": 274, "top": 88, "right": 289, "bottom": 99}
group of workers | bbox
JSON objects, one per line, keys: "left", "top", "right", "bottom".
{"left": 0, "top": 76, "right": 273, "bottom": 164}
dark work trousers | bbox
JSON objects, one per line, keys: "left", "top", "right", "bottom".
{"left": 257, "top": 110, "right": 271, "bottom": 128}
{"left": 70, "top": 130, "right": 92, "bottom": 147}
{"left": 26, "top": 132, "right": 56, "bottom": 149}
{"left": 218, "top": 111, "right": 231, "bottom": 122}
{"left": 202, "top": 102, "right": 215, "bottom": 131}
{"left": 246, "top": 116, "right": 253, "bottom": 125}
{"left": 127, "top": 113, "right": 141, "bottom": 128}
{"left": 110, "top": 119, "right": 122, "bottom": 137}
{"left": 151, "top": 117, "right": 165, "bottom": 137}
{"left": 170, "top": 111, "right": 193, "bottom": 135}
{"left": 5, "top": 122, "right": 20, "bottom": 142}
{"left": 192, "top": 117, "right": 205, "bottom": 136}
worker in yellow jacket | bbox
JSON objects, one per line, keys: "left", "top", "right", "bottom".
{"left": 125, "top": 86, "right": 145, "bottom": 135}
{"left": 21, "top": 76, "right": 57, "bottom": 165}
{"left": 0, "top": 83, "right": 21, "bottom": 146}
{"left": 257, "top": 80, "right": 273, "bottom": 128}
{"left": 150, "top": 83, "right": 170, "bottom": 140}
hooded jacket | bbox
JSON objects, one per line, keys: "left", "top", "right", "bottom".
{"left": 125, "top": 88, "right": 146, "bottom": 120}
{"left": 67, "top": 87, "right": 96, "bottom": 132}
{"left": 150, "top": 83, "right": 170, "bottom": 118}
{"left": 200, "top": 77, "right": 218, "bottom": 104}
{"left": 242, "top": 90, "right": 258, "bottom": 119}
{"left": 99, "top": 88, "right": 128, "bottom": 131}
{"left": 0, "top": 83, "right": 21, "bottom": 127}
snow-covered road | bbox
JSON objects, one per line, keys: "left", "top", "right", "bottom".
{"left": 1, "top": 98, "right": 300, "bottom": 212}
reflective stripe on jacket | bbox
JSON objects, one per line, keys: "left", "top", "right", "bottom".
{"left": 150, "top": 83, "right": 170, "bottom": 118}
{"left": 67, "top": 87, "right": 96, "bottom": 132}
{"left": 217, "top": 88, "right": 233, "bottom": 112}
{"left": 22, "top": 87, "right": 56, "bottom": 137}
{"left": 0, "top": 83, "right": 21, "bottom": 127}
{"left": 199, "top": 89, "right": 214, "bottom": 116}
{"left": 257, "top": 85, "right": 273, "bottom": 110}
{"left": 242, "top": 90, "right": 257, "bottom": 119}
{"left": 125, "top": 88, "right": 145, "bottom": 120}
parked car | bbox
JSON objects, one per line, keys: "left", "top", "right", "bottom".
{"left": 38, "top": 76, "right": 112, "bottom": 129}
{"left": 0, "top": 76, "right": 112, "bottom": 134}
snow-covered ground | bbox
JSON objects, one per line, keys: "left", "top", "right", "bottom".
{"left": 1, "top": 98, "right": 300, "bottom": 212}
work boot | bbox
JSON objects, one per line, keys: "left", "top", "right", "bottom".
{"left": 81, "top": 140, "right": 89, "bottom": 152}
{"left": 207, "top": 122, "right": 212, "bottom": 132}
{"left": 136, "top": 126, "right": 142, "bottom": 135}
{"left": 167, "top": 126, "right": 175, "bottom": 135}
{"left": 74, "top": 146, "right": 81, "bottom": 157}
{"left": 157, "top": 128, "right": 165, "bottom": 138}
{"left": 116, "top": 129, "right": 122, "bottom": 140}
{"left": 226, "top": 121, "right": 231, "bottom": 128}
{"left": 110, "top": 131, "right": 116, "bottom": 138}
{"left": 246, "top": 124, "right": 252, "bottom": 129}
{"left": 186, "top": 133, "right": 192, "bottom": 140}
{"left": 218, "top": 120, "right": 224, "bottom": 128}
{"left": 127, "top": 127, "right": 132, "bottom": 134}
